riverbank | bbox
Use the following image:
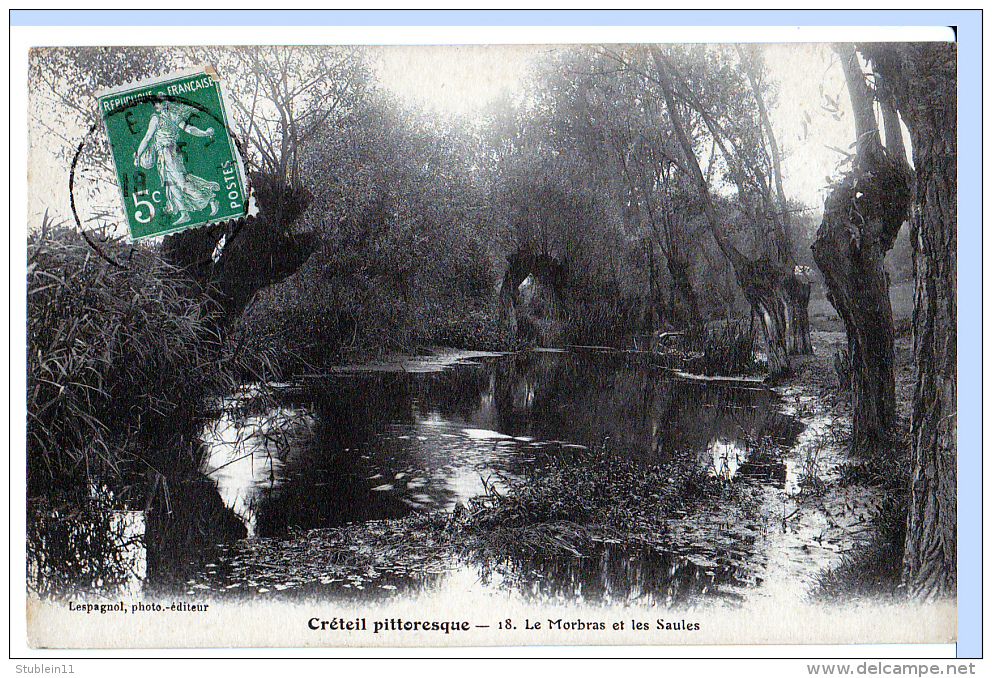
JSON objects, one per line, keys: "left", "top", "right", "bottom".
{"left": 28, "top": 263, "right": 917, "bottom": 609}
{"left": 773, "top": 329, "right": 914, "bottom": 603}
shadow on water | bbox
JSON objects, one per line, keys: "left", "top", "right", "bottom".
{"left": 251, "top": 377, "right": 453, "bottom": 536}
{"left": 473, "top": 542, "right": 750, "bottom": 607}
{"left": 27, "top": 348, "right": 802, "bottom": 605}
{"left": 142, "top": 471, "right": 248, "bottom": 596}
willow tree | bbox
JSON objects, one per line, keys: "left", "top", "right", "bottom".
{"left": 865, "top": 42, "right": 956, "bottom": 600}
{"left": 489, "top": 47, "right": 645, "bottom": 344}
{"left": 673, "top": 46, "right": 813, "bottom": 359}
{"left": 560, "top": 47, "right": 708, "bottom": 333}
{"left": 811, "top": 44, "right": 913, "bottom": 456}
{"left": 813, "top": 41, "right": 956, "bottom": 598}
{"left": 161, "top": 46, "right": 374, "bottom": 321}
{"left": 738, "top": 45, "right": 813, "bottom": 355}
{"left": 606, "top": 102, "right": 706, "bottom": 330}
{"left": 649, "top": 45, "right": 798, "bottom": 376}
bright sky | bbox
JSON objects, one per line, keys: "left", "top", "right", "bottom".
{"left": 376, "top": 43, "right": 858, "bottom": 212}
{"left": 764, "top": 44, "right": 856, "bottom": 212}
{"left": 375, "top": 45, "right": 542, "bottom": 116}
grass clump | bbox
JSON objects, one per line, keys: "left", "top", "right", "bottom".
{"left": 797, "top": 432, "right": 829, "bottom": 497}
{"left": 673, "top": 320, "right": 761, "bottom": 377}
{"left": 811, "top": 437, "right": 911, "bottom": 603}
{"left": 811, "top": 494, "right": 907, "bottom": 604}
{"left": 26, "top": 493, "right": 144, "bottom": 601}
{"left": 698, "top": 321, "right": 759, "bottom": 376}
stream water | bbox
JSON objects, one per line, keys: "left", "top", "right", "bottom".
{"left": 191, "top": 348, "right": 808, "bottom": 605}
{"left": 203, "top": 351, "right": 795, "bottom": 536}
{"left": 32, "top": 348, "right": 830, "bottom": 608}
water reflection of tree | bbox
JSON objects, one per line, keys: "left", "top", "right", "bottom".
{"left": 413, "top": 365, "right": 494, "bottom": 423}
{"left": 143, "top": 471, "right": 247, "bottom": 595}
{"left": 474, "top": 544, "right": 747, "bottom": 608}
{"left": 478, "top": 350, "right": 800, "bottom": 475}
{"left": 246, "top": 353, "right": 802, "bottom": 534}
{"left": 251, "top": 375, "right": 446, "bottom": 536}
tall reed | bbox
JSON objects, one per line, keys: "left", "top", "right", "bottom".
{"left": 26, "top": 224, "right": 250, "bottom": 496}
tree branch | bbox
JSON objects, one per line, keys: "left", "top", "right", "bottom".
{"left": 650, "top": 45, "right": 747, "bottom": 271}
{"left": 834, "top": 42, "right": 882, "bottom": 167}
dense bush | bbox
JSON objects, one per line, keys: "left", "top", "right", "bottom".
{"left": 229, "top": 95, "right": 506, "bottom": 367}
{"left": 26, "top": 226, "right": 246, "bottom": 496}
{"left": 565, "top": 291, "right": 642, "bottom": 347}
{"left": 235, "top": 252, "right": 503, "bottom": 372}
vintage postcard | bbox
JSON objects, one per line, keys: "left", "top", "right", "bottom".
{"left": 21, "top": 27, "right": 961, "bottom": 654}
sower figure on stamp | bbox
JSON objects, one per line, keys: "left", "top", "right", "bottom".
{"left": 133, "top": 96, "right": 220, "bottom": 225}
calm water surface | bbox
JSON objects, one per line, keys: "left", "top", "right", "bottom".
{"left": 190, "top": 349, "right": 803, "bottom": 606}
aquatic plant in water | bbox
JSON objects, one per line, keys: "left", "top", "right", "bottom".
{"left": 462, "top": 444, "right": 716, "bottom": 557}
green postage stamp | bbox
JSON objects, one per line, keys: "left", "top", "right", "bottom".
{"left": 97, "top": 67, "right": 252, "bottom": 240}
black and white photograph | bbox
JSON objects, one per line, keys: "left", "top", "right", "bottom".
{"left": 19, "top": 20, "right": 963, "bottom": 653}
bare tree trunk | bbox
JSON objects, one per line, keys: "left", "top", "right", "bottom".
{"left": 812, "top": 43, "right": 912, "bottom": 454}
{"left": 666, "top": 257, "right": 703, "bottom": 331}
{"left": 162, "top": 221, "right": 317, "bottom": 324}
{"left": 738, "top": 257, "right": 793, "bottom": 376}
{"left": 904, "top": 141, "right": 957, "bottom": 598}
{"left": 784, "top": 273, "right": 813, "bottom": 354}
{"left": 864, "top": 42, "right": 957, "bottom": 599}
{"left": 813, "top": 168, "right": 906, "bottom": 453}
{"left": 904, "top": 155, "right": 957, "bottom": 598}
